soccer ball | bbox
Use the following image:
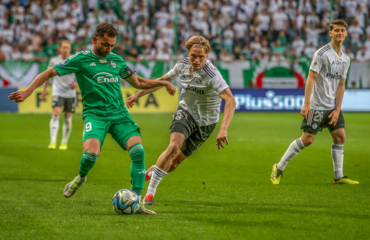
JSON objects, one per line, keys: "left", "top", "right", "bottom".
{"left": 112, "top": 189, "right": 140, "bottom": 215}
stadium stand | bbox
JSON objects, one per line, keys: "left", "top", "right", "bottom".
{"left": 0, "top": 0, "right": 369, "bottom": 88}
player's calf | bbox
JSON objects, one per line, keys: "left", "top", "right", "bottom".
{"left": 129, "top": 143, "right": 146, "bottom": 196}
{"left": 165, "top": 144, "right": 181, "bottom": 161}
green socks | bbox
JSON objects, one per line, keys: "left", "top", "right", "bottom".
{"left": 78, "top": 145, "right": 145, "bottom": 197}
{"left": 129, "top": 143, "right": 146, "bottom": 196}
{"left": 79, "top": 152, "right": 99, "bottom": 177}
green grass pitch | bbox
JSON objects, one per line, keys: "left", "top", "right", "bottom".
{"left": 0, "top": 112, "right": 369, "bottom": 240}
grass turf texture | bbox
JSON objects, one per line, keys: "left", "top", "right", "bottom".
{"left": 0, "top": 113, "right": 369, "bottom": 240}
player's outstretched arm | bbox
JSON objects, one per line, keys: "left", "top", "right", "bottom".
{"left": 216, "top": 88, "right": 236, "bottom": 150}
{"left": 301, "top": 70, "right": 318, "bottom": 119}
{"left": 9, "top": 67, "right": 59, "bottom": 103}
{"left": 125, "top": 73, "right": 175, "bottom": 92}
{"left": 329, "top": 78, "right": 346, "bottom": 126}
{"left": 126, "top": 74, "right": 174, "bottom": 108}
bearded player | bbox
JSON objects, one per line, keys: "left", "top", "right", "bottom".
{"left": 9, "top": 23, "right": 177, "bottom": 214}
{"left": 127, "top": 36, "right": 236, "bottom": 205}
{"left": 270, "top": 20, "right": 359, "bottom": 185}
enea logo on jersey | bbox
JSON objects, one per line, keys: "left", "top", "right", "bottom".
{"left": 93, "top": 72, "right": 119, "bottom": 83}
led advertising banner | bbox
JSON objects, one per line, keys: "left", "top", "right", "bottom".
{"left": 221, "top": 89, "right": 370, "bottom": 112}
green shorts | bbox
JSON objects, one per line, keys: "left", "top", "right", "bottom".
{"left": 300, "top": 109, "right": 345, "bottom": 135}
{"left": 83, "top": 114, "right": 140, "bottom": 150}
{"left": 170, "top": 107, "right": 216, "bottom": 157}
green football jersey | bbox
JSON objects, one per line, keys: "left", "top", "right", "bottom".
{"left": 54, "top": 50, "right": 130, "bottom": 119}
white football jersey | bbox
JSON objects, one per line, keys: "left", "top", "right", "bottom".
{"left": 168, "top": 58, "right": 229, "bottom": 126}
{"left": 49, "top": 55, "right": 77, "bottom": 98}
{"left": 309, "top": 43, "right": 350, "bottom": 110}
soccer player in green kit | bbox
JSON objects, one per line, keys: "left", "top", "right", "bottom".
{"left": 8, "top": 23, "right": 176, "bottom": 215}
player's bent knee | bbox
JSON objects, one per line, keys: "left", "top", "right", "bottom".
{"left": 129, "top": 143, "right": 145, "bottom": 163}
{"left": 301, "top": 137, "right": 315, "bottom": 147}
{"left": 83, "top": 145, "right": 100, "bottom": 156}
{"left": 84, "top": 149, "right": 100, "bottom": 156}
{"left": 333, "top": 135, "right": 346, "bottom": 145}
{"left": 53, "top": 107, "right": 61, "bottom": 116}
{"left": 83, "top": 138, "right": 101, "bottom": 156}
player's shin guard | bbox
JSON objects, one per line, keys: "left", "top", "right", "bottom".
{"left": 129, "top": 143, "right": 146, "bottom": 196}
{"left": 50, "top": 115, "right": 59, "bottom": 143}
{"left": 61, "top": 116, "right": 72, "bottom": 145}
{"left": 331, "top": 144, "right": 344, "bottom": 180}
{"left": 277, "top": 138, "right": 305, "bottom": 170}
{"left": 79, "top": 152, "right": 99, "bottom": 177}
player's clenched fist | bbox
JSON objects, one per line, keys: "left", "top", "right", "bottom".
{"left": 126, "top": 94, "right": 138, "bottom": 108}
{"left": 8, "top": 90, "right": 31, "bottom": 103}
{"left": 165, "top": 82, "right": 176, "bottom": 96}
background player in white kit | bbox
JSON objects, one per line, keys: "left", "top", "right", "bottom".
{"left": 41, "top": 40, "right": 78, "bottom": 150}
{"left": 271, "top": 20, "right": 359, "bottom": 185}
{"left": 127, "top": 36, "right": 236, "bottom": 205}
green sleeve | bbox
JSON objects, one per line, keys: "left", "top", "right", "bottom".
{"left": 53, "top": 52, "right": 82, "bottom": 76}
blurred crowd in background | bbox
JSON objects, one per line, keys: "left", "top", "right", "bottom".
{"left": 1, "top": 0, "right": 370, "bottom": 64}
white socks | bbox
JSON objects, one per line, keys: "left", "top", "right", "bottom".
{"left": 61, "top": 116, "right": 72, "bottom": 145}
{"left": 50, "top": 115, "right": 72, "bottom": 145}
{"left": 331, "top": 144, "right": 344, "bottom": 180}
{"left": 146, "top": 166, "right": 167, "bottom": 196}
{"left": 49, "top": 116, "right": 60, "bottom": 143}
{"left": 77, "top": 175, "right": 87, "bottom": 183}
{"left": 277, "top": 138, "right": 305, "bottom": 171}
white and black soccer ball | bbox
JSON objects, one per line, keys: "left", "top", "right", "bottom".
{"left": 112, "top": 189, "right": 140, "bottom": 215}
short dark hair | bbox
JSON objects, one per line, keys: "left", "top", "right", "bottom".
{"left": 60, "top": 40, "right": 71, "bottom": 48}
{"left": 95, "top": 23, "right": 118, "bottom": 38}
{"left": 329, "top": 19, "right": 348, "bottom": 31}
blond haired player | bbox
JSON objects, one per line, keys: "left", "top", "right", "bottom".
{"left": 41, "top": 40, "right": 78, "bottom": 150}
{"left": 271, "top": 20, "right": 359, "bottom": 185}
{"left": 127, "top": 36, "right": 237, "bottom": 205}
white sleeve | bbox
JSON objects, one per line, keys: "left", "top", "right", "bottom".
{"left": 343, "top": 61, "right": 350, "bottom": 79}
{"left": 167, "top": 62, "right": 180, "bottom": 79}
{"left": 207, "top": 63, "right": 229, "bottom": 94}
{"left": 211, "top": 72, "right": 229, "bottom": 95}
{"left": 309, "top": 52, "right": 323, "bottom": 73}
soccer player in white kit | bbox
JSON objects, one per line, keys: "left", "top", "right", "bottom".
{"left": 271, "top": 20, "right": 359, "bottom": 185}
{"left": 41, "top": 40, "right": 78, "bottom": 150}
{"left": 126, "top": 36, "right": 237, "bottom": 205}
